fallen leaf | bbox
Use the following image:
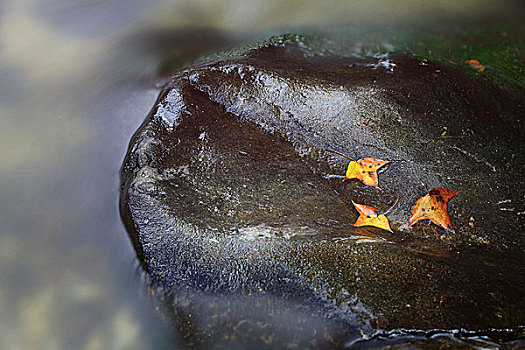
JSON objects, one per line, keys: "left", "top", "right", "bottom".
{"left": 352, "top": 201, "right": 393, "bottom": 232}
{"left": 345, "top": 158, "right": 391, "bottom": 187}
{"left": 409, "top": 187, "right": 460, "bottom": 231}
{"left": 326, "top": 149, "right": 390, "bottom": 187}
{"left": 465, "top": 59, "right": 485, "bottom": 72}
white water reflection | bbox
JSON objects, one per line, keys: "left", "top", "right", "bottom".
{"left": 0, "top": 0, "right": 521, "bottom": 349}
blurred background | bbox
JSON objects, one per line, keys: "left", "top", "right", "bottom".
{"left": 0, "top": 1, "right": 523, "bottom": 349}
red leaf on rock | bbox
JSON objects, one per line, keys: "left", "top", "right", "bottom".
{"left": 409, "top": 187, "right": 460, "bottom": 232}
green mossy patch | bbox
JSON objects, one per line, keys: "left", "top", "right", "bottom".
{"left": 399, "top": 24, "right": 525, "bottom": 90}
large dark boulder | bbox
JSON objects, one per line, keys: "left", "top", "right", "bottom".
{"left": 120, "top": 43, "right": 524, "bottom": 348}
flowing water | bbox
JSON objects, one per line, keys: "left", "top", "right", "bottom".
{"left": 1, "top": 1, "right": 523, "bottom": 349}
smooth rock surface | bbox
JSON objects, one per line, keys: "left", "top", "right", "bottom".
{"left": 120, "top": 43, "right": 524, "bottom": 348}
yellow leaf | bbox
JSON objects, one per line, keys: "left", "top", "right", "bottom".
{"left": 344, "top": 158, "right": 390, "bottom": 187}
{"left": 352, "top": 201, "right": 393, "bottom": 232}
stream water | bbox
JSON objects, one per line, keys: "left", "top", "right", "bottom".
{"left": 1, "top": 1, "right": 523, "bottom": 349}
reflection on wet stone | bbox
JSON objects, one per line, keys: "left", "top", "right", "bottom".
{"left": 120, "top": 42, "right": 525, "bottom": 348}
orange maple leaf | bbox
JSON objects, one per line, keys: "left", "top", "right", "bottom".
{"left": 351, "top": 200, "right": 395, "bottom": 232}
{"left": 409, "top": 187, "right": 460, "bottom": 232}
{"left": 327, "top": 149, "right": 390, "bottom": 187}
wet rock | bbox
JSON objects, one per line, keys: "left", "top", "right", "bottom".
{"left": 120, "top": 43, "right": 524, "bottom": 348}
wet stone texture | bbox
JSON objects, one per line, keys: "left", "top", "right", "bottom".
{"left": 120, "top": 44, "right": 525, "bottom": 348}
